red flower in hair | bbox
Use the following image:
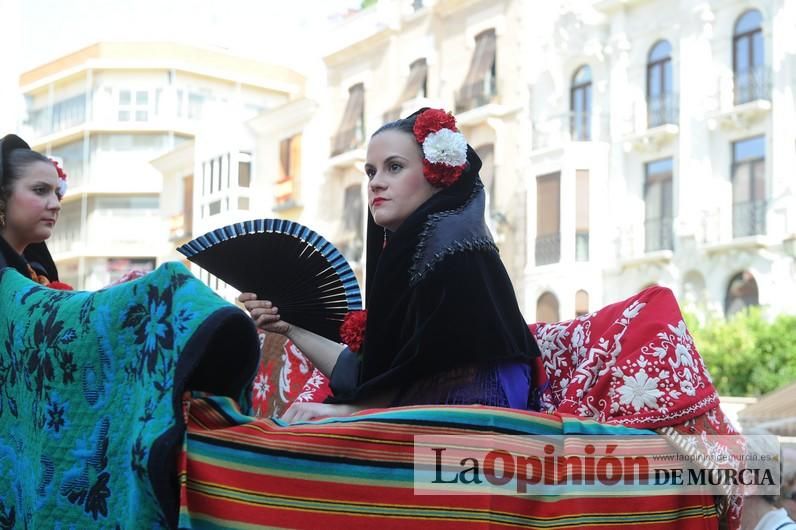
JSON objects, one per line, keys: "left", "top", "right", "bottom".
{"left": 340, "top": 310, "right": 367, "bottom": 353}
{"left": 413, "top": 108, "right": 458, "bottom": 143}
{"left": 411, "top": 108, "right": 467, "bottom": 188}
{"left": 49, "top": 158, "right": 68, "bottom": 197}
{"left": 423, "top": 160, "right": 464, "bottom": 188}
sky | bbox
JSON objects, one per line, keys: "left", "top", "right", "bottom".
{"left": 0, "top": 0, "right": 362, "bottom": 130}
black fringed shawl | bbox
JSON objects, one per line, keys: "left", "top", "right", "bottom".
{"left": 329, "top": 145, "right": 539, "bottom": 403}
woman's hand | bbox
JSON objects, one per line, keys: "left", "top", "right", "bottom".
{"left": 279, "top": 402, "right": 358, "bottom": 423}
{"left": 237, "top": 292, "right": 291, "bottom": 335}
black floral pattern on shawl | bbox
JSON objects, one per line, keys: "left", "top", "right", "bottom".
{"left": 123, "top": 284, "right": 176, "bottom": 377}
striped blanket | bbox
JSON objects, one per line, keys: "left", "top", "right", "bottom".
{"left": 179, "top": 396, "right": 720, "bottom": 529}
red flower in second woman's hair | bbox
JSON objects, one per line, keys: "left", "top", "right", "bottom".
{"left": 48, "top": 281, "right": 74, "bottom": 291}
{"left": 340, "top": 310, "right": 367, "bottom": 353}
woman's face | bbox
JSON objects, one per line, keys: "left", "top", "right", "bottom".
{"left": 365, "top": 129, "right": 439, "bottom": 232}
{"left": 1, "top": 161, "right": 61, "bottom": 252}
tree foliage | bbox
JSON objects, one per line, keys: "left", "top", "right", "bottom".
{"left": 684, "top": 307, "right": 796, "bottom": 397}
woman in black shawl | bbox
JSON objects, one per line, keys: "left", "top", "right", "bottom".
{"left": 240, "top": 108, "right": 539, "bottom": 421}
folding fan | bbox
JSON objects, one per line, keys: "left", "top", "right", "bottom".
{"left": 177, "top": 219, "right": 362, "bottom": 342}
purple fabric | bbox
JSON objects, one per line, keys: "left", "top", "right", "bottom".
{"left": 497, "top": 360, "right": 531, "bottom": 410}
{"left": 391, "top": 360, "right": 532, "bottom": 410}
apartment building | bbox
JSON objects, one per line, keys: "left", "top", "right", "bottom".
{"left": 19, "top": 42, "right": 303, "bottom": 289}
{"left": 314, "top": 0, "right": 533, "bottom": 298}
{"left": 524, "top": 0, "right": 796, "bottom": 320}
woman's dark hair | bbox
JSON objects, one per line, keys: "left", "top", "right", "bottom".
{"left": 371, "top": 108, "right": 428, "bottom": 158}
{"left": 1, "top": 148, "right": 52, "bottom": 201}
{"left": 372, "top": 114, "right": 417, "bottom": 137}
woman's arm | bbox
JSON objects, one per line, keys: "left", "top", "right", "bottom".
{"left": 283, "top": 324, "right": 345, "bottom": 376}
{"left": 280, "top": 387, "right": 398, "bottom": 423}
{"left": 238, "top": 292, "right": 345, "bottom": 377}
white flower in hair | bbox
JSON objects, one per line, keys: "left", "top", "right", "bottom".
{"left": 57, "top": 179, "right": 68, "bottom": 197}
{"left": 422, "top": 128, "right": 468, "bottom": 167}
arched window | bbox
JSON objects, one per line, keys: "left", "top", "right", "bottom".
{"left": 570, "top": 65, "right": 592, "bottom": 141}
{"left": 536, "top": 292, "right": 560, "bottom": 323}
{"left": 733, "top": 9, "right": 765, "bottom": 104}
{"left": 725, "top": 271, "right": 759, "bottom": 317}
{"left": 575, "top": 290, "right": 589, "bottom": 317}
{"left": 646, "top": 40, "right": 674, "bottom": 127}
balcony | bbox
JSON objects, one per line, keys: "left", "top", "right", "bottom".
{"left": 623, "top": 94, "right": 679, "bottom": 152}
{"left": 532, "top": 112, "right": 609, "bottom": 151}
{"left": 330, "top": 125, "right": 366, "bottom": 158}
{"left": 535, "top": 233, "right": 561, "bottom": 266}
{"left": 734, "top": 66, "right": 771, "bottom": 106}
{"left": 733, "top": 199, "right": 767, "bottom": 238}
{"left": 615, "top": 223, "right": 673, "bottom": 265}
{"left": 454, "top": 78, "right": 497, "bottom": 114}
{"left": 708, "top": 66, "right": 771, "bottom": 131}
{"left": 698, "top": 201, "right": 771, "bottom": 252}
{"left": 644, "top": 217, "right": 674, "bottom": 253}
{"left": 647, "top": 93, "right": 679, "bottom": 129}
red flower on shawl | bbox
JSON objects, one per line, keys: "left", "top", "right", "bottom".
{"left": 340, "top": 310, "right": 367, "bottom": 353}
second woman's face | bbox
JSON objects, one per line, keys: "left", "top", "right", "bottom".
{"left": 1, "top": 161, "right": 61, "bottom": 251}
{"left": 365, "top": 129, "right": 439, "bottom": 232}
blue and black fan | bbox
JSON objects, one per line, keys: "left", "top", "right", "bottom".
{"left": 177, "top": 219, "right": 362, "bottom": 342}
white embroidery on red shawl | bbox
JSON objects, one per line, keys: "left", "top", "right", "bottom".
{"left": 294, "top": 369, "right": 329, "bottom": 403}
{"left": 533, "top": 288, "right": 718, "bottom": 428}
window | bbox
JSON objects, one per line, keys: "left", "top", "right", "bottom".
{"left": 188, "top": 93, "right": 205, "bottom": 119}
{"left": 220, "top": 155, "right": 229, "bottom": 191}
{"left": 536, "top": 292, "right": 560, "bottom": 323}
{"left": 275, "top": 135, "right": 301, "bottom": 206}
{"left": 644, "top": 158, "right": 674, "bottom": 252}
{"left": 238, "top": 152, "right": 252, "bottom": 188}
{"left": 237, "top": 197, "right": 250, "bottom": 210}
{"left": 51, "top": 94, "right": 86, "bottom": 133}
{"left": 208, "top": 200, "right": 221, "bottom": 216}
{"left": 731, "top": 136, "right": 766, "bottom": 237}
{"left": 331, "top": 83, "right": 365, "bottom": 156}
{"left": 117, "top": 89, "right": 150, "bottom": 122}
{"left": 575, "top": 290, "right": 589, "bottom": 317}
{"left": 455, "top": 29, "right": 497, "bottom": 112}
{"left": 50, "top": 139, "right": 85, "bottom": 188}
{"left": 575, "top": 169, "right": 589, "bottom": 261}
{"left": 646, "top": 41, "right": 675, "bottom": 127}
{"left": 733, "top": 10, "right": 767, "bottom": 104}
{"left": 475, "top": 144, "right": 495, "bottom": 215}
{"left": 341, "top": 184, "right": 364, "bottom": 261}
{"left": 217, "top": 155, "right": 224, "bottom": 192}
{"left": 536, "top": 172, "right": 561, "bottom": 265}
{"left": 725, "top": 271, "right": 759, "bottom": 317}
{"left": 570, "top": 66, "right": 592, "bottom": 140}
{"left": 383, "top": 58, "right": 428, "bottom": 122}
{"left": 182, "top": 174, "right": 193, "bottom": 236}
